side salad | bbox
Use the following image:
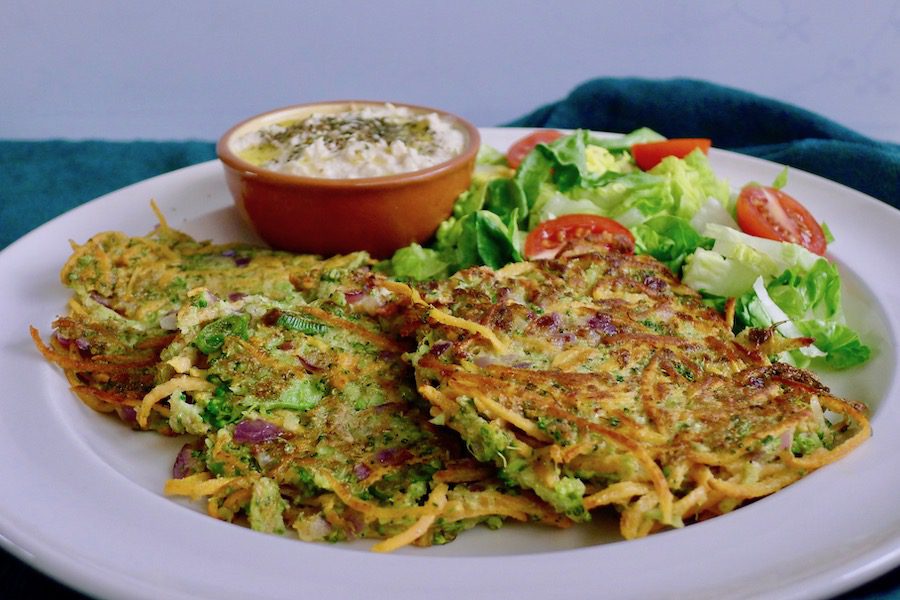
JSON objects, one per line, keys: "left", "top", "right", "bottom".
{"left": 380, "top": 128, "right": 870, "bottom": 370}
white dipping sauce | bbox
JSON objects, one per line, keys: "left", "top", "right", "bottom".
{"left": 235, "top": 104, "right": 465, "bottom": 179}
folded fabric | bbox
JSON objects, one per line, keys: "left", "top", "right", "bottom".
{"left": 507, "top": 77, "right": 900, "bottom": 208}
{"left": 0, "top": 140, "right": 215, "bottom": 249}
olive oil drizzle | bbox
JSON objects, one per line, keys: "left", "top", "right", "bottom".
{"left": 259, "top": 113, "right": 439, "bottom": 162}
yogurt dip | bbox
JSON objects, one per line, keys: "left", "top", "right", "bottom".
{"left": 234, "top": 103, "right": 466, "bottom": 179}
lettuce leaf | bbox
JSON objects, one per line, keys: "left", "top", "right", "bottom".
{"left": 735, "top": 261, "right": 870, "bottom": 369}
{"left": 388, "top": 244, "right": 449, "bottom": 281}
{"left": 682, "top": 223, "right": 820, "bottom": 297}
{"left": 631, "top": 215, "right": 713, "bottom": 275}
{"left": 683, "top": 223, "right": 869, "bottom": 369}
{"left": 516, "top": 130, "right": 636, "bottom": 209}
{"left": 484, "top": 177, "right": 528, "bottom": 228}
{"left": 476, "top": 144, "right": 507, "bottom": 166}
{"left": 646, "top": 150, "right": 731, "bottom": 220}
{"left": 797, "top": 321, "right": 871, "bottom": 370}
{"left": 448, "top": 210, "right": 522, "bottom": 270}
{"left": 528, "top": 146, "right": 730, "bottom": 232}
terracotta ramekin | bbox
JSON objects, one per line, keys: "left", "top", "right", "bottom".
{"left": 216, "top": 100, "right": 480, "bottom": 258}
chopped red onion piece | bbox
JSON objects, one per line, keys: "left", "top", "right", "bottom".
{"left": 643, "top": 275, "right": 667, "bottom": 293}
{"left": 474, "top": 354, "right": 530, "bottom": 369}
{"left": 298, "top": 355, "right": 322, "bottom": 372}
{"left": 780, "top": 429, "right": 794, "bottom": 451}
{"left": 747, "top": 376, "right": 765, "bottom": 389}
{"left": 172, "top": 442, "right": 203, "bottom": 478}
{"left": 228, "top": 292, "right": 247, "bottom": 302}
{"left": 344, "top": 511, "right": 364, "bottom": 536}
{"left": 53, "top": 333, "right": 72, "bottom": 349}
{"left": 548, "top": 332, "right": 577, "bottom": 348}
{"left": 353, "top": 463, "right": 372, "bottom": 481}
{"left": 119, "top": 406, "right": 137, "bottom": 425}
{"left": 234, "top": 419, "right": 283, "bottom": 444}
{"left": 74, "top": 338, "right": 91, "bottom": 357}
{"left": 536, "top": 312, "right": 562, "bottom": 330}
{"left": 373, "top": 401, "right": 404, "bottom": 414}
{"left": 234, "top": 256, "right": 251, "bottom": 267}
{"left": 473, "top": 355, "right": 496, "bottom": 368}
{"left": 430, "top": 340, "right": 452, "bottom": 356}
{"left": 90, "top": 292, "right": 113, "bottom": 308}
{"left": 587, "top": 313, "right": 618, "bottom": 336}
{"left": 262, "top": 308, "right": 282, "bottom": 326}
{"left": 375, "top": 448, "right": 413, "bottom": 466}
{"left": 344, "top": 290, "right": 366, "bottom": 304}
{"left": 378, "top": 349, "right": 399, "bottom": 361}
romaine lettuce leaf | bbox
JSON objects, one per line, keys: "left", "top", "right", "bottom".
{"left": 646, "top": 150, "right": 731, "bottom": 220}
{"left": 681, "top": 222, "right": 870, "bottom": 369}
{"left": 631, "top": 215, "right": 714, "bottom": 275}
{"left": 682, "top": 248, "right": 762, "bottom": 298}
{"left": 735, "top": 261, "right": 870, "bottom": 369}
{"left": 682, "top": 223, "right": 821, "bottom": 296}
{"left": 528, "top": 146, "right": 730, "bottom": 233}
{"left": 690, "top": 197, "right": 738, "bottom": 232}
{"left": 476, "top": 144, "right": 507, "bottom": 166}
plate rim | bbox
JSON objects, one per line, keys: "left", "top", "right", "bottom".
{"left": 2, "top": 127, "right": 899, "bottom": 600}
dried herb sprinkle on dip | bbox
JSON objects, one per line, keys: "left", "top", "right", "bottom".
{"left": 235, "top": 103, "right": 465, "bottom": 179}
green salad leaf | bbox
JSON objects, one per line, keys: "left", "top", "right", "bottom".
{"left": 528, "top": 145, "right": 730, "bottom": 231}
{"left": 476, "top": 144, "right": 508, "bottom": 166}
{"left": 682, "top": 223, "right": 821, "bottom": 297}
{"left": 734, "top": 261, "right": 871, "bottom": 369}
{"left": 451, "top": 210, "right": 523, "bottom": 270}
{"left": 388, "top": 244, "right": 449, "bottom": 280}
{"left": 632, "top": 215, "right": 714, "bottom": 274}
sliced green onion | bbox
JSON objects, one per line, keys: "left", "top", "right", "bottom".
{"left": 277, "top": 312, "right": 328, "bottom": 335}
{"left": 194, "top": 314, "right": 250, "bottom": 354}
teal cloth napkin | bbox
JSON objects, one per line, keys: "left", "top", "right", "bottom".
{"left": 0, "top": 140, "right": 215, "bottom": 249}
{"left": 1, "top": 78, "right": 898, "bottom": 600}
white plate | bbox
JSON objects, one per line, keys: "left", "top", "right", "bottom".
{"left": 1, "top": 128, "right": 898, "bottom": 600}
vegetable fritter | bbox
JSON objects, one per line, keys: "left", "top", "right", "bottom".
{"left": 375, "top": 250, "right": 869, "bottom": 538}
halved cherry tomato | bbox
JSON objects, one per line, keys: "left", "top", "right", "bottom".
{"left": 506, "top": 129, "right": 564, "bottom": 169}
{"left": 631, "top": 138, "right": 712, "bottom": 171}
{"left": 524, "top": 214, "right": 635, "bottom": 260}
{"left": 736, "top": 185, "right": 827, "bottom": 255}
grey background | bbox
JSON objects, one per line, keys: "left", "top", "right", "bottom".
{"left": 2, "top": 1, "right": 899, "bottom": 141}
